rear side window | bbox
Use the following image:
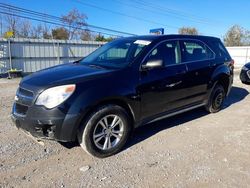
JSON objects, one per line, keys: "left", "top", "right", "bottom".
{"left": 207, "top": 39, "right": 231, "bottom": 61}
{"left": 181, "top": 40, "right": 214, "bottom": 62}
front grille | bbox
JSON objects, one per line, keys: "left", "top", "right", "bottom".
{"left": 19, "top": 87, "right": 33, "bottom": 98}
{"left": 15, "top": 103, "right": 29, "bottom": 116}
{"left": 15, "top": 87, "right": 34, "bottom": 107}
{"left": 14, "top": 87, "right": 34, "bottom": 116}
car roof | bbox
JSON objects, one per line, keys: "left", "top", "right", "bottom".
{"left": 122, "top": 34, "right": 220, "bottom": 42}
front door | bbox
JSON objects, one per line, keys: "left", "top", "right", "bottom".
{"left": 139, "top": 40, "right": 189, "bottom": 120}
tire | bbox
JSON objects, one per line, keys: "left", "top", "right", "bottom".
{"left": 205, "top": 84, "right": 225, "bottom": 113}
{"left": 77, "top": 105, "right": 132, "bottom": 158}
{"left": 241, "top": 81, "right": 250, "bottom": 85}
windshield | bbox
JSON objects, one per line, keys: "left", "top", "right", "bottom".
{"left": 80, "top": 38, "right": 151, "bottom": 68}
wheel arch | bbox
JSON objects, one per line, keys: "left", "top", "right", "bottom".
{"left": 210, "top": 64, "right": 231, "bottom": 96}
{"left": 74, "top": 98, "right": 136, "bottom": 139}
{"left": 210, "top": 73, "right": 230, "bottom": 96}
{"left": 92, "top": 98, "right": 136, "bottom": 124}
{"left": 217, "top": 74, "right": 230, "bottom": 94}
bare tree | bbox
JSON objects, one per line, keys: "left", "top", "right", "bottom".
{"left": 62, "top": 9, "right": 88, "bottom": 39}
{"left": 242, "top": 29, "right": 250, "bottom": 46}
{"left": 3, "top": 12, "right": 32, "bottom": 38}
{"left": 18, "top": 20, "right": 32, "bottom": 38}
{"left": 178, "top": 27, "right": 199, "bottom": 35}
{"left": 30, "top": 24, "right": 43, "bottom": 38}
{"left": 2, "top": 8, "right": 90, "bottom": 40}
{"left": 30, "top": 24, "right": 52, "bottom": 39}
{"left": 224, "top": 25, "right": 243, "bottom": 46}
{"left": 80, "top": 29, "right": 92, "bottom": 41}
{"left": 4, "top": 13, "right": 20, "bottom": 37}
{"left": 42, "top": 24, "right": 52, "bottom": 39}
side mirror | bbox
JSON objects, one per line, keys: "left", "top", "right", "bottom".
{"left": 141, "top": 59, "right": 163, "bottom": 70}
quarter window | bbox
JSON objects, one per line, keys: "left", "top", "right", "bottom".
{"left": 216, "top": 41, "right": 231, "bottom": 60}
{"left": 181, "top": 40, "right": 214, "bottom": 62}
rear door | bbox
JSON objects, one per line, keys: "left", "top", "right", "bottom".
{"left": 179, "top": 39, "right": 215, "bottom": 103}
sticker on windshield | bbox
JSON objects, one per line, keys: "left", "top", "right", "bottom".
{"left": 134, "top": 40, "right": 151, "bottom": 46}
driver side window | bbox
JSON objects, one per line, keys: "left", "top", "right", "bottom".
{"left": 147, "top": 40, "right": 181, "bottom": 66}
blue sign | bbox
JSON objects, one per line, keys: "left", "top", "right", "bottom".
{"left": 150, "top": 28, "right": 164, "bottom": 35}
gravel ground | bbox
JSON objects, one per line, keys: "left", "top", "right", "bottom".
{"left": 0, "top": 74, "right": 250, "bottom": 188}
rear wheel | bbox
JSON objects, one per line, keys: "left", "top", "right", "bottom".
{"left": 77, "top": 105, "right": 131, "bottom": 158}
{"left": 205, "top": 84, "right": 225, "bottom": 113}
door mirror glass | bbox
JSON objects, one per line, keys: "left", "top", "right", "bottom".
{"left": 142, "top": 59, "right": 163, "bottom": 70}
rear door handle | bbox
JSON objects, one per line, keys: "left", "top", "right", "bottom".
{"left": 165, "top": 81, "right": 182, "bottom": 88}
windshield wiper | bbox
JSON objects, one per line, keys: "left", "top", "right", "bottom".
{"left": 73, "top": 57, "right": 84, "bottom": 64}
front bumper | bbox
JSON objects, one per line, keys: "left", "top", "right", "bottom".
{"left": 11, "top": 103, "right": 80, "bottom": 142}
{"left": 11, "top": 107, "right": 63, "bottom": 140}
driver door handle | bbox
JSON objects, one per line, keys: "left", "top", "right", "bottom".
{"left": 165, "top": 81, "right": 182, "bottom": 88}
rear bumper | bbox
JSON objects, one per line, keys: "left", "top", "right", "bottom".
{"left": 11, "top": 103, "right": 80, "bottom": 142}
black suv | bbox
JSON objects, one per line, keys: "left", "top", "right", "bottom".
{"left": 11, "top": 35, "right": 234, "bottom": 158}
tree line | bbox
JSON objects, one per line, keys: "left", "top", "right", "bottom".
{"left": 1, "top": 9, "right": 115, "bottom": 42}
{"left": 1, "top": 8, "right": 250, "bottom": 46}
{"left": 179, "top": 25, "right": 250, "bottom": 46}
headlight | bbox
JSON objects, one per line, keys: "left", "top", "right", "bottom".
{"left": 242, "top": 65, "right": 249, "bottom": 71}
{"left": 36, "top": 84, "right": 76, "bottom": 109}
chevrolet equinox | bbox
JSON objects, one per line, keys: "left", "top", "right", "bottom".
{"left": 11, "top": 35, "right": 234, "bottom": 158}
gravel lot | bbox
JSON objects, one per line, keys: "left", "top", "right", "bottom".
{"left": 0, "top": 74, "right": 250, "bottom": 188}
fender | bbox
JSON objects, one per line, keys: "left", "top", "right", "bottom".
{"left": 206, "top": 63, "right": 232, "bottom": 101}
{"left": 211, "top": 64, "right": 230, "bottom": 83}
{"left": 59, "top": 80, "right": 140, "bottom": 141}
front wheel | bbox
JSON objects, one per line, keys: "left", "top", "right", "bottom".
{"left": 205, "top": 84, "right": 225, "bottom": 113}
{"left": 77, "top": 105, "right": 132, "bottom": 158}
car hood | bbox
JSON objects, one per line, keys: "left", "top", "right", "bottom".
{"left": 20, "top": 63, "right": 114, "bottom": 90}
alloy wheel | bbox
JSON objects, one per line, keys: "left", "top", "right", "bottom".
{"left": 93, "top": 115, "right": 124, "bottom": 150}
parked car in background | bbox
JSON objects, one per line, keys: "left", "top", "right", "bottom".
{"left": 11, "top": 35, "right": 234, "bottom": 158}
{"left": 240, "top": 62, "right": 250, "bottom": 84}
